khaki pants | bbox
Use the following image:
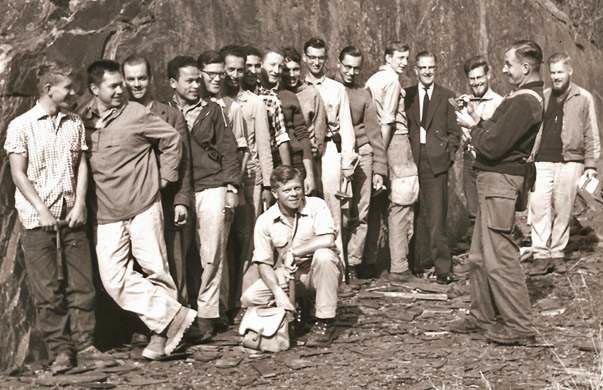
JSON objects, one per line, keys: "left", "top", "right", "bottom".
{"left": 321, "top": 141, "right": 344, "bottom": 255}
{"left": 346, "top": 143, "right": 373, "bottom": 266}
{"left": 468, "top": 171, "right": 533, "bottom": 334}
{"left": 95, "top": 200, "right": 181, "bottom": 334}
{"left": 241, "top": 248, "right": 342, "bottom": 319}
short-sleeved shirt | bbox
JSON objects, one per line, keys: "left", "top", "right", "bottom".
{"left": 252, "top": 197, "right": 338, "bottom": 267}
{"left": 365, "top": 65, "right": 408, "bottom": 134}
{"left": 4, "top": 103, "right": 87, "bottom": 229}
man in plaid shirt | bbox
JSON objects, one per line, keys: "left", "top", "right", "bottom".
{"left": 5, "top": 62, "right": 111, "bottom": 373}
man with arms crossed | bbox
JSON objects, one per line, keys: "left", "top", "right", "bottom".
{"left": 81, "top": 60, "right": 196, "bottom": 360}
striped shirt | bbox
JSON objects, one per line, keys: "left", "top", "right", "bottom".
{"left": 4, "top": 103, "right": 87, "bottom": 229}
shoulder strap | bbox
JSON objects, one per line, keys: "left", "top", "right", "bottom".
{"left": 510, "top": 89, "right": 544, "bottom": 162}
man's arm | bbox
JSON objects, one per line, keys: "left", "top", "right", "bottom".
{"left": 272, "top": 99, "right": 292, "bottom": 165}
{"left": 446, "top": 89, "right": 461, "bottom": 158}
{"left": 170, "top": 110, "right": 192, "bottom": 226}
{"left": 215, "top": 106, "right": 242, "bottom": 189}
{"left": 313, "top": 92, "right": 328, "bottom": 155}
{"left": 378, "top": 78, "right": 403, "bottom": 147}
{"left": 291, "top": 233, "right": 335, "bottom": 260}
{"left": 254, "top": 99, "right": 274, "bottom": 187}
{"left": 65, "top": 153, "right": 88, "bottom": 228}
{"left": 364, "top": 93, "right": 388, "bottom": 178}
{"left": 339, "top": 85, "right": 356, "bottom": 155}
{"left": 142, "top": 111, "right": 182, "bottom": 186}
{"left": 583, "top": 92, "right": 601, "bottom": 170}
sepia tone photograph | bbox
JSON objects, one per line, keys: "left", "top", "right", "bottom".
{"left": 0, "top": 0, "right": 603, "bottom": 388}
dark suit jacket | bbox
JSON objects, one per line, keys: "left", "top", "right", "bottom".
{"left": 151, "top": 101, "right": 193, "bottom": 212}
{"left": 405, "top": 84, "right": 460, "bottom": 175}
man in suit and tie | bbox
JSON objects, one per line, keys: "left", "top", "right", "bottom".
{"left": 405, "top": 51, "right": 460, "bottom": 284}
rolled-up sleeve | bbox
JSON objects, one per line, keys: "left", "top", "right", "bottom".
{"left": 4, "top": 121, "right": 27, "bottom": 155}
{"left": 313, "top": 199, "right": 336, "bottom": 236}
{"left": 252, "top": 214, "right": 276, "bottom": 266}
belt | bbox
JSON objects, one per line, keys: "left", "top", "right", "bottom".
{"left": 392, "top": 131, "right": 408, "bottom": 136}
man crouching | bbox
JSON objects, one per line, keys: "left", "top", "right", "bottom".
{"left": 241, "top": 166, "right": 342, "bottom": 347}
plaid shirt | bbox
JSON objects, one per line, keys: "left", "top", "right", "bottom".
{"left": 4, "top": 103, "right": 87, "bottom": 229}
{"left": 256, "top": 85, "right": 290, "bottom": 148}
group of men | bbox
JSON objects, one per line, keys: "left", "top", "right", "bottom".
{"left": 5, "top": 35, "right": 599, "bottom": 373}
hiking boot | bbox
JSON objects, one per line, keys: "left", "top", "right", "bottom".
{"left": 347, "top": 265, "right": 364, "bottom": 288}
{"left": 142, "top": 334, "right": 167, "bottom": 360}
{"left": 436, "top": 273, "right": 459, "bottom": 285}
{"left": 552, "top": 257, "right": 567, "bottom": 274}
{"left": 187, "top": 317, "right": 215, "bottom": 344}
{"left": 130, "top": 332, "right": 149, "bottom": 346}
{"left": 49, "top": 351, "right": 74, "bottom": 375}
{"left": 485, "top": 324, "right": 535, "bottom": 346}
{"left": 77, "top": 345, "right": 116, "bottom": 367}
{"left": 385, "top": 270, "right": 418, "bottom": 284}
{"left": 305, "top": 319, "right": 336, "bottom": 347}
{"left": 528, "top": 259, "right": 554, "bottom": 276}
{"left": 448, "top": 316, "right": 489, "bottom": 334}
{"left": 164, "top": 307, "right": 197, "bottom": 355}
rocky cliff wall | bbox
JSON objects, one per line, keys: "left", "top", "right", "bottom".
{"left": 0, "top": 0, "right": 602, "bottom": 371}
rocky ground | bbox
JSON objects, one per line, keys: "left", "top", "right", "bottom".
{"left": 3, "top": 201, "right": 603, "bottom": 389}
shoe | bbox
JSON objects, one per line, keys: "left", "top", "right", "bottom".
{"left": 142, "top": 334, "right": 167, "bottom": 360}
{"left": 77, "top": 345, "right": 116, "bottom": 367}
{"left": 164, "top": 307, "right": 197, "bottom": 355}
{"left": 552, "top": 257, "right": 567, "bottom": 274}
{"left": 385, "top": 270, "right": 418, "bottom": 283}
{"left": 485, "top": 324, "right": 535, "bottom": 346}
{"left": 436, "top": 273, "right": 458, "bottom": 285}
{"left": 448, "top": 316, "right": 489, "bottom": 334}
{"left": 347, "top": 265, "right": 364, "bottom": 288}
{"left": 49, "top": 351, "right": 74, "bottom": 375}
{"left": 188, "top": 317, "right": 215, "bottom": 344}
{"left": 305, "top": 319, "right": 336, "bottom": 347}
{"left": 528, "top": 259, "right": 554, "bottom": 276}
{"left": 130, "top": 332, "right": 149, "bottom": 346}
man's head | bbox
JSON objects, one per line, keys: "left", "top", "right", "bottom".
{"left": 36, "top": 61, "right": 76, "bottom": 110}
{"left": 87, "top": 60, "right": 124, "bottom": 109}
{"left": 547, "top": 52, "right": 573, "bottom": 93}
{"left": 243, "top": 46, "right": 263, "bottom": 75}
{"left": 220, "top": 45, "right": 246, "bottom": 90}
{"left": 463, "top": 55, "right": 491, "bottom": 98}
{"left": 337, "top": 46, "right": 362, "bottom": 86}
{"left": 384, "top": 42, "right": 410, "bottom": 75}
{"left": 262, "top": 49, "right": 285, "bottom": 84}
{"left": 282, "top": 47, "right": 302, "bottom": 89}
{"left": 198, "top": 50, "right": 225, "bottom": 97}
{"left": 167, "top": 55, "right": 201, "bottom": 104}
{"left": 270, "top": 166, "right": 305, "bottom": 211}
{"left": 303, "top": 38, "right": 327, "bottom": 77}
{"left": 502, "top": 40, "right": 542, "bottom": 87}
{"left": 122, "top": 55, "right": 152, "bottom": 102}
{"left": 414, "top": 51, "right": 437, "bottom": 87}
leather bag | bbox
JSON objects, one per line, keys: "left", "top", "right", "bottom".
{"left": 239, "top": 306, "right": 290, "bottom": 352}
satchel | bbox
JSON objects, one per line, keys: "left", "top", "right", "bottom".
{"left": 239, "top": 306, "right": 290, "bottom": 353}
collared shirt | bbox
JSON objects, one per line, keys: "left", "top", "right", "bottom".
{"left": 255, "top": 85, "right": 290, "bottom": 148}
{"left": 365, "top": 65, "right": 408, "bottom": 135}
{"left": 292, "top": 83, "right": 328, "bottom": 153}
{"left": 80, "top": 100, "right": 181, "bottom": 224}
{"left": 172, "top": 96, "right": 205, "bottom": 131}
{"left": 211, "top": 96, "right": 248, "bottom": 149}
{"left": 462, "top": 88, "right": 503, "bottom": 154}
{"left": 253, "top": 196, "right": 339, "bottom": 267}
{"left": 236, "top": 90, "right": 274, "bottom": 187}
{"left": 418, "top": 83, "right": 434, "bottom": 144}
{"left": 4, "top": 103, "right": 87, "bottom": 229}
{"left": 304, "top": 74, "right": 356, "bottom": 155}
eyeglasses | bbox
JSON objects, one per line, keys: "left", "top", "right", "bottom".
{"left": 202, "top": 71, "right": 226, "bottom": 80}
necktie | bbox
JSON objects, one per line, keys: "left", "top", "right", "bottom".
{"left": 421, "top": 87, "right": 430, "bottom": 129}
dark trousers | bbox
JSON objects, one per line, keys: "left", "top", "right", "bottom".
{"left": 21, "top": 227, "right": 96, "bottom": 358}
{"left": 164, "top": 219, "right": 195, "bottom": 306}
{"left": 413, "top": 145, "right": 452, "bottom": 276}
{"left": 463, "top": 151, "right": 479, "bottom": 222}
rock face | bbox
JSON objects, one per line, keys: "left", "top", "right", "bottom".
{"left": 1, "top": 0, "right": 602, "bottom": 371}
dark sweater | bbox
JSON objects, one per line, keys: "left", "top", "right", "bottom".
{"left": 471, "top": 81, "right": 544, "bottom": 176}
{"left": 536, "top": 92, "right": 564, "bottom": 162}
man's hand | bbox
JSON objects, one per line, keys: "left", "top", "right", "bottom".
{"left": 373, "top": 174, "right": 384, "bottom": 191}
{"left": 174, "top": 205, "right": 188, "bottom": 226}
{"left": 225, "top": 186, "right": 239, "bottom": 209}
{"left": 38, "top": 208, "right": 58, "bottom": 232}
{"left": 273, "top": 288, "right": 296, "bottom": 312}
{"left": 160, "top": 178, "right": 169, "bottom": 189}
{"left": 456, "top": 110, "right": 478, "bottom": 129}
{"left": 65, "top": 204, "right": 86, "bottom": 229}
{"left": 304, "top": 175, "right": 316, "bottom": 195}
{"left": 262, "top": 188, "right": 274, "bottom": 206}
{"left": 584, "top": 168, "right": 598, "bottom": 181}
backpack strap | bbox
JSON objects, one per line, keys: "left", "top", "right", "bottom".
{"left": 509, "top": 88, "right": 544, "bottom": 162}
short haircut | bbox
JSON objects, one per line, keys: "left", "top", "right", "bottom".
{"left": 242, "top": 45, "right": 262, "bottom": 59}
{"left": 339, "top": 46, "right": 362, "bottom": 62}
{"left": 87, "top": 60, "right": 120, "bottom": 87}
{"left": 121, "top": 54, "right": 152, "bottom": 78}
{"left": 197, "top": 50, "right": 224, "bottom": 69}
{"left": 282, "top": 47, "right": 301, "bottom": 64}
{"left": 270, "top": 165, "right": 303, "bottom": 189}
{"left": 167, "top": 56, "right": 198, "bottom": 80}
{"left": 36, "top": 61, "right": 73, "bottom": 94}
{"left": 303, "top": 37, "right": 327, "bottom": 54}
{"left": 463, "top": 55, "right": 490, "bottom": 76}
{"left": 262, "top": 47, "right": 284, "bottom": 60}
{"left": 548, "top": 52, "right": 572, "bottom": 67}
{"left": 384, "top": 42, "right": 410, "bottom": 61}
{"left": 219, "top": 45, "right": 245, "bottom": 61}
{"left": 415, "top": 50, "right": 437, "bottom": 64}
{"left": 509, "top": 40, "right": 542, "bottom": 72}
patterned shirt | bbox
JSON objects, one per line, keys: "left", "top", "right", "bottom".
{"left": 256, "top": 85, "right": 290, "bottom": 148}
{"left": 172, "top": 96, "right": 206, "bottom": 131}
{"left": 4, "top": 103, "right": 87, "bottom": 229}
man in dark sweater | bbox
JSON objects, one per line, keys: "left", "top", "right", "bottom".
{"left": 454, "top": 40, "right": 544, "bottom": 345}
{"left": 336, "top": 46, "right": 388, "bottom": 281}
